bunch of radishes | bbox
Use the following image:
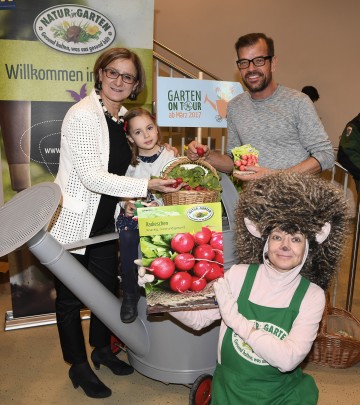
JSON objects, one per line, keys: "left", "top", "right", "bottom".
{"left": 234, "top": 153, "right": 259, "bottom": 171}
{"left": 147, "top": 227, "right": 224, "bottom": 293}
{"left": 232, "top": 144, "right": 259, "bottom": 172}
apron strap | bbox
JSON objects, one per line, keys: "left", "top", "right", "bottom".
{"left": 288, "top": 276, "right": 310, "bottom": 312}
{"left": 238, "top": 264, "right": 259, "bottom": 303}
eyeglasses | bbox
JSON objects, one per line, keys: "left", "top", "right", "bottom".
{"left": 236, "top": 56, "right": 273, "bottom": 70}
{"left": 103, "top": 68, "right": 137, "bottom": 84}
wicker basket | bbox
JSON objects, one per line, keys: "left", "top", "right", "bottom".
{"left": 161, "top": 157, "right": 220, "bottom": 206}
{"left": 306, "top": 299, "right": 360, "bottom": 368}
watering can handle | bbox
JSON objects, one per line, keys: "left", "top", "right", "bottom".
{"left": 220, "top": 174, "right": 238, "bottom": 231}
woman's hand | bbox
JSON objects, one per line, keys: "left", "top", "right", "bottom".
{"left": 214, "top": 277, "right": 255, "bottom": 340}
{"left": 148, "top": 178, "right": 181, "bottom": 193}
{"left": 186, "top": 141, "right": 209, "bottom": 161}
{"left": 164, "top": 143, "right": 179, "bottom": 157}
{"left": 135, "top": 259, "right": 155, "bottom": 287}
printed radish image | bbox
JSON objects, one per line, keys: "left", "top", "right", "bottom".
{"left": 193, "top": 226, "right": 212, "bottom": 245}
{"left": 194, "top": 244, "right": 215, "bottom": 261}
{"left": 169, "top": 272, "right": 193, "bottom": 292}
{"left": 150, "top": 257, "right": 175, "bottom": 280}
{"left": 210, "top": 232, "right": 223, "bottom": 250}
{"left": 205, "top": 262, "right": 224, "bottom": 281}
{"left": 193, "top": 260, "right": 212, "bottom": 278}
{"left": 174, "top": 253, "right": 195, "bottom": 271}
{"left": 171, "top": 233, "right": 195, "bottom": 253}
{"left": 191, "top": 276, "right": 207, "bottom": 292}
{"left": 140, "top": 225, "right": 224, "bottom": 294}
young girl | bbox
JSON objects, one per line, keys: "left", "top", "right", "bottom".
{"left": 139, "top": 171, "right": 348, "bottom": 404}
{"left": 116, "top": 108, "right": 177, "bottom": 323}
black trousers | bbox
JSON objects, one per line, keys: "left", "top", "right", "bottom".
{"left": 118, "top": 229, "right": 140, "bottom": 299}
{"left": 54, "top": 239, "right": 118, "bottom": 365}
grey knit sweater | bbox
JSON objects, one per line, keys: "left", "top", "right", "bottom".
{"left": 226, "top": 85, "right": 335, "bottom": 171}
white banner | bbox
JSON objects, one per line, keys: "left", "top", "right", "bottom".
{"left": 156, "top": 77, "right": 243, "bottom": 128}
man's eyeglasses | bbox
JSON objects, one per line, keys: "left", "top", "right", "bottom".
{"left": 103, "top": 68, "right": 137, "bottom": 84}
{"left": 236, "top": 56, "right": 273, "bottom": 70}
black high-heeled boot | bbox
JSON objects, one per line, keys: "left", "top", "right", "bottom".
{"left": 68, "top": 361, "right": 111, "bottom": 398}
{"left": 91, "top": 345, "right": 134, "bottom": 376}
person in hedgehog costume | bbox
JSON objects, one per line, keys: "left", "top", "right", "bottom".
{"left": 147, "top": 171, "right": 348, "bottom": 404}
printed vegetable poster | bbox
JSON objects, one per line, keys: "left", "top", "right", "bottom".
{"left": 137, "top": 202, "right": 223, "bottom": 314}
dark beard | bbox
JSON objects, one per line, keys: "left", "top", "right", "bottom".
{"left": 243, "top": 71, "right": 272, "bottom": 93}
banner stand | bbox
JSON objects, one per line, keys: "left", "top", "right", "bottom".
{"left": 5, "top": 309, "right": 90, "bottom": 331}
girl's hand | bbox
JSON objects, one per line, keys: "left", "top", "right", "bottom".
{"left": 141, "top": 201, "right": 159, "bottom": 207}
{"left": 148, "top": 178, "right": 181, "bottom": 193}
{"left": 124, "top": 200, "right": 136, "bottom": 217}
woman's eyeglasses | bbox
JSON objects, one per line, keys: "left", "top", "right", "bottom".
{"left": 103, "top": 68, "right": 137, "bottom": 84}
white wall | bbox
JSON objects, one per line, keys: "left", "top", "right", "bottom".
{"left": 154, "top": 0, "right": 360, "bottom": 146}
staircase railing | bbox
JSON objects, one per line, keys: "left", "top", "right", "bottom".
{"left": 153, "top": 40, "right": 227, "bottom": 155}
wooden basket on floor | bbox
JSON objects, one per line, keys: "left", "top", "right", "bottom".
{"left": 306, "top": 299, "right": 360, "bottom": 368}
{"left": 161, "top": 157, "right": 220, "bottom": 206}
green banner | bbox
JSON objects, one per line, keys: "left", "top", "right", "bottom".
{"left": 0, "top": 40, "right": 152, "bottom": 103}
{"left": 0, "top": 0, "right": 154, "bottom": 321}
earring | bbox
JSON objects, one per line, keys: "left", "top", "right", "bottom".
{"left": 96, "top": 81, "right": 102, "bottom": 90}
{"left": 128, "top": 91, "right": 137, "bottom": 101}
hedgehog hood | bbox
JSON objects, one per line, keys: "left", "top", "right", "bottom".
{"left": 234, "top": 172, "right": 349, "bottom": 290}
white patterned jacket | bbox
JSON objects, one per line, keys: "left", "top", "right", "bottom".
{"left": 48, "top": 89, "right": 148, "bottom": 253}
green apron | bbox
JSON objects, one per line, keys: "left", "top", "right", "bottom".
{"left": 211, "top": 264, "right": 319, "bottom": 405}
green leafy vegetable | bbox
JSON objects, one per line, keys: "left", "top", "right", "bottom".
{"left": 166, "top": 164, "right": 222, "bottom": 191}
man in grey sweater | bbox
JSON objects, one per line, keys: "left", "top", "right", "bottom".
{"left": 187, "top": 33, "right": 335, "bottom": 180}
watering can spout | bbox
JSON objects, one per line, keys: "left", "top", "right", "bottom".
{"left": 28, "top": 229, "right": 150, "bottom": 357}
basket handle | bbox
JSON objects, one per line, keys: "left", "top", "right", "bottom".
{"left": 318, "top": 292, "right": 331, "bottom": 335}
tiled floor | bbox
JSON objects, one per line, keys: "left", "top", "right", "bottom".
{"left": 0, "top": 220, "right": 359, "bottom": 404}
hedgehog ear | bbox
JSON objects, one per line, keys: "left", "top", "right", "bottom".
{"left": 244, "top": 217, "right": 262, "bottom": 239}
{"left": 315, "top": 222, "right": 331, "bottom": 244}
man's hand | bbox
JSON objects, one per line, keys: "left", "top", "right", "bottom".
{"left": 233, "top": 165, "right": 274, "bottom": 181}
{"left": 186, "top": 141, "right": 209, "bottom": 161}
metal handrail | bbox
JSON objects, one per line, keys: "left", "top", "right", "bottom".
{"left": 332, "top": 161, "right": 349, "bottom": 198}
{"left": 153, "top": 51, "right": 197, "bottom": 79}
{"left": 153, "top": 40, "right": 221, "bottom": 80}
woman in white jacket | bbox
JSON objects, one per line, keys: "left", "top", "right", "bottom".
{"left": 48, "top": 47, "right": 178, "bottom": 399}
